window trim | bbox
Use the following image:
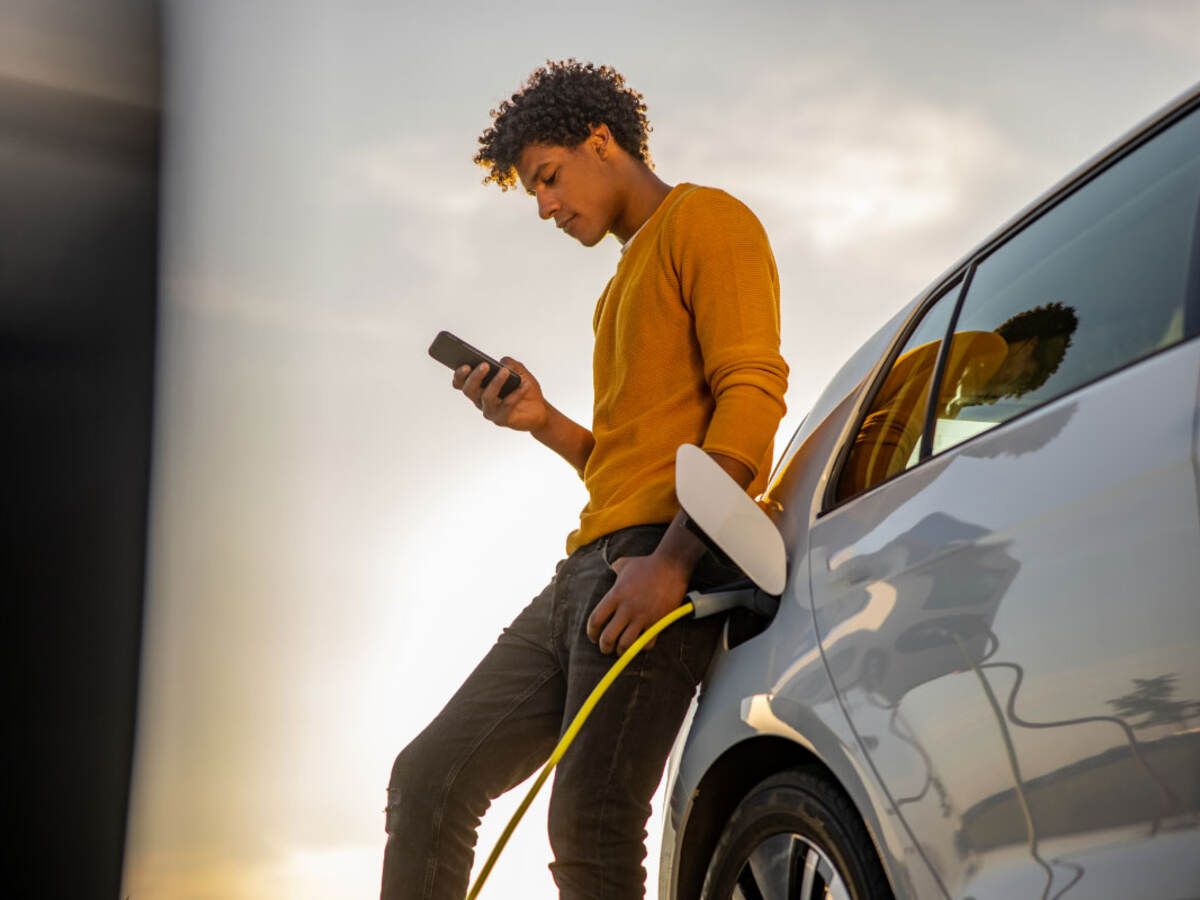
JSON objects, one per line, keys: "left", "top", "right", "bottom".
{"left": 1185, "top": 189, "right": 1200, "bottom": 340}
{"left": 820, "top": 328, "right": 1200, "bottom": 520}
{"left": 917, "top": 262, "right": 976, "bottom": 461}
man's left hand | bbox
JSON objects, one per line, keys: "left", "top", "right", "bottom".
{"left": 587, "top": 552, "right": 691, "bottom": 655}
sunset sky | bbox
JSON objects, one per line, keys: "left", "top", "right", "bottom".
{"left": 121, "top": 2, "right": 1199, "bottom": 897}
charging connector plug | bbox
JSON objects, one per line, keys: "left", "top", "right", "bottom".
{"left": 688, "top": 583, "right": 779, "bottom": 619}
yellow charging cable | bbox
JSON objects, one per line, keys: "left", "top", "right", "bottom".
{"left": 466, "top": 600, "right": 696, "bottom": 900}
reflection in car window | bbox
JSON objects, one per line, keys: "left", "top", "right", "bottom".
{"left": 931, "top": 106, "right": 1200, "bottom": 456}
{"left": 835, "top": 280, "right": 961, "bottom": 502}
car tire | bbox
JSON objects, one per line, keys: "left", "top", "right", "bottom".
{"left": 699, "top": 768, "right": 893, "bottom": 900}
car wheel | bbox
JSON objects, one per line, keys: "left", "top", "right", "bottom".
{"left": 700, "top": 769, "right": 892, "bottom": 900}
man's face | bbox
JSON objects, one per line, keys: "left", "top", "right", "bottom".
{"left": 993, "top": 337, "right": 1040, "bottom": 388}
{"left": 991, "top": 334, "right": 1068, "bottom": 398}
{"left": 516, "top": 135, "right": 623, "bottom": 247}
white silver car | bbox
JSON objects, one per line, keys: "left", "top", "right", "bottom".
{"left": 663, "top": 82, "right": 1200, "bottom": 899}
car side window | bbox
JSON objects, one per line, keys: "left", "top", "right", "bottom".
{"left": 834, "top": 280, "right": 961, "bottom": 502}
{"left": 930, "top": 106, "right": 1200, "bottom": 456}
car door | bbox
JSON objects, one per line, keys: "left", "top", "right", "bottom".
{"left": 807, "top": 102, "right": 1200, "bottom": 899}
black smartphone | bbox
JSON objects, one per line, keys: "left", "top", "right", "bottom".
{"left": 427, "top": 330, "right": 522, "bottom": 399}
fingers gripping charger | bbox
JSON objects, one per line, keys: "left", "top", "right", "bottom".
{"left": 466, "top": 445, "right": 787, "bottom": 899}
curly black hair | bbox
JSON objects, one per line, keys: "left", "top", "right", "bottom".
{"left": 475, "top": 60, "right": 652, "bottom": 190}
{"left": 993, "top": 301, "right": 1079, "bottom": 397}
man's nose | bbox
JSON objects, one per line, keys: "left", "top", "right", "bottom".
{"left": 536, "top": 190, "right": 559, "bottom": 220}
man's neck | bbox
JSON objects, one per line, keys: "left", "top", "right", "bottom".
{"left": 611, "top": 166, "right": 673, "bottom": 243}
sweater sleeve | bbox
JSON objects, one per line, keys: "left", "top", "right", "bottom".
{"left": 671, "top": 190, "right": 789, "bottom": 482}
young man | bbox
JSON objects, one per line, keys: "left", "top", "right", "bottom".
{"left": 382, "top": 60, "right": 789, "bottom": 899}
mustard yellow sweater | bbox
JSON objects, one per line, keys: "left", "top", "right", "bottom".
{"left": 566, "top": 184, "right": 789, "bottom": 553}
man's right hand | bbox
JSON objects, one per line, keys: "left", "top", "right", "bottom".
{"left": 453, "top": 356, "right": 549, "bottom": 433}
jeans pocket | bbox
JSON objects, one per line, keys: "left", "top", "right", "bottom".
{"left": 602, "top": 525, "right": 669, "bottom": 570}
{"left": 565, "top": 549, "right": 621, "bottom": 641}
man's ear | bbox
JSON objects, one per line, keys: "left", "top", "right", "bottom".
{"left": 588, "top": 123, "right": 613, "bottom": 160}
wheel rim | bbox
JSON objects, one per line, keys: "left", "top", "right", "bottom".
{"left": 730, "top": 832, "right": 851, "bottom": 900}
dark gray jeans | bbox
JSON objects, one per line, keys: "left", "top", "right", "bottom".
{"left": 380, "top": 524, "right": 737, "bottom": 899}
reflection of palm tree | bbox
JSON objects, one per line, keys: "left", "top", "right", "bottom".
{"left": 1107, "top": 674, "right": 1200, "bottom": 729}
{"left": 954, "top": 641, "right": 1179, "bottom": 900}
{"left": 982, "top": 660, "right": 1174, "bottom": 831}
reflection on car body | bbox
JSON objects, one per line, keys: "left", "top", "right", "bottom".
{"left": 660, "top": 82, "right": 1200, "bottom": 900}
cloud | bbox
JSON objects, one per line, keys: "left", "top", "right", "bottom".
{"left": 1102, "top": 2, "right": 1200, "bottom": 59}
{"left": 332, "top": 136, "right": 490, "bottom": 216}
{"left": 655, "top": 67, "right": 1026, "bottom": 253}
{"left": 168, "top": 274, "right": 400, "bottom": 341}
{"left": 327, "top": 135, "right": 539, "bottom": 292}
